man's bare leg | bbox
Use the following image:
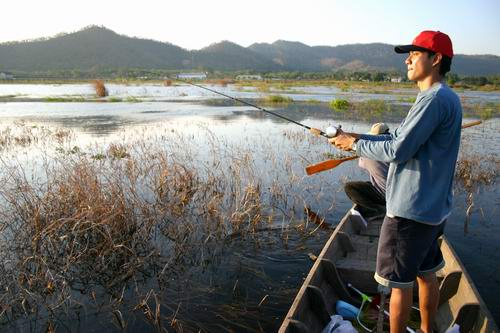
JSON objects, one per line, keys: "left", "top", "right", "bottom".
{"left": 390, "top": 287, "right": 413, "bottom": 333}
{"left": 417, "top": 273, "right": 439, "bottom": 333}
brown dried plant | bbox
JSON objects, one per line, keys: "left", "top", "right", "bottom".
{"left": 92, "top": 79, "right": 108, "bottom": 97}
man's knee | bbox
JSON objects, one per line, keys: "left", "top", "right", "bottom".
{"left": 391, "top": 286, "right": 414, "bottom": 297}
{"left": 344, "top": 182, "right": 355, "bottom": 193}
{"left": 417, "top": 272, "right": 438, "bottom": 285}
{"left": 344, "top": 181, "right": 362, "bottom": 198}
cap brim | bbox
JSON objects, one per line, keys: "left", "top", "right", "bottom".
{"left": 394, "top": 45, "right": 432, "bottom": 54}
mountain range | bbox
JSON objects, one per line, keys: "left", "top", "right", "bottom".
{"left": 1, "top": 25, "right": 499, "bottom": 76}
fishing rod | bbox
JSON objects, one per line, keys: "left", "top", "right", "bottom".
{"left": 168, "top": 76, "right": 340, "bottom": 138}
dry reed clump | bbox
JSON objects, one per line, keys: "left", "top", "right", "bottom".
{"left": 0, "top": 126, "right": 36, "bottom": 148}
{"left": 0, "top": 133, "right": 305, "bottom": 330}
{"left": 92, "top": 80, "right": 108, "bottom": 97}
{"left": 107, "top": 143, "right": 130, "bottom": 159}
{"left": 455, "top": 156, "right": 497, "bottom": 191}
{"left": 0, "top": 123, "right": 61, "bottom": 150}
{"left": 0, "top": 120, "right": 342, "bottom": 331}
{"left": 218, "top": 79, "right": 234, "bottom": 87}
{"left": 455, "top": 146, "right": 499, "bottom": 233}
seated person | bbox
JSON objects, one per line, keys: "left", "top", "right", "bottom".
{"left": 344, "top": 123, "right": 390, "bottom": 218}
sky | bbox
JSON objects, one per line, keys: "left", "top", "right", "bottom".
{"left": 1, "top": 0, "right": 499, "bottom": 55}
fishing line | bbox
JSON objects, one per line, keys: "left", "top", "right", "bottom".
{"left": 168, "top": 76, "right": 339, "bottom": 138}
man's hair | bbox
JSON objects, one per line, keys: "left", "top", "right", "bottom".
{"left": 427, "top": 51, "right": 452, "bottom": 76}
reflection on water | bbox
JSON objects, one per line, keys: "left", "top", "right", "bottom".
{"left": 0, "top": 87, "right": 499, "bottom": 329}
{"left": 38, "top": 115, "right": 136, "bottom": 135}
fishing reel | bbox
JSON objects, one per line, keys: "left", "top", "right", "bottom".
{"left": 325, "top": 125, "right": 342, "bottom": 138}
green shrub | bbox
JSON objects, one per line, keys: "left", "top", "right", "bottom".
{"left": 264, "top": 95, "right": 293, "bottom": 104}
{"left": 329, "top": 99, "right": 350, "bottom": 111}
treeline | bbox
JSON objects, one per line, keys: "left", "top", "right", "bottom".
{"left": 447, "top": 73, "right": 500, "bottom": 86}
{"left": 258, "top": 71, "right": 402, "bottom": 81}
{"left": 5, "top": 69, "right": 500, "bottom": 89}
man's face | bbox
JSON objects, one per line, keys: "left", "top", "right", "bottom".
{"left": 405, "top": 51, "right": 435, "bottom": 81}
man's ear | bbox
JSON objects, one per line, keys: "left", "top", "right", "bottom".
{"left": 432, "top": 53, "right": 443, "bottom": 67}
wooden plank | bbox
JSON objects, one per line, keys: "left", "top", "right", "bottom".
{"left": 343, "top": 234, "right": 378, "bottom": 261}
{"left": 438, "top": 271, "right": 462, "bottom": 306}
{"left": 286, "top": 320, "right": 309, "bottom": 333}
{"left": 305, "top": 285, "right": 331, "bottom": 326}
{"left": 359, "top": 219, "right": 383, "bottom": 237}
{"left": 452, "top": 303, "right": 480, "bottom": 333}
{"left": 438, "top": 238, "right": 500, "bottom": 332}
{"left": 338, "top": 231, "right": 356, "bottom": 253}
{"left": 321, "top": 259, "right": 361, "bottom": 307}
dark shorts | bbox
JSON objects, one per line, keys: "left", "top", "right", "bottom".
{"left": 375, "top": 215, "right": 445, "bottom": 289}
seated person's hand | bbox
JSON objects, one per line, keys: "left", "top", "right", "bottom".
{"left": 329, "top": 133, "right": 356, "bottom": 151}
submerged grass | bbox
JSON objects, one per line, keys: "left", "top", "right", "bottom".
{"left": 44, "top": 97, "right": 86, "bottom": 102}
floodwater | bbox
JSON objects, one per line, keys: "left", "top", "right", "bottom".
{"left": 0, "top": 83, "right": 499, "bottom": 331}
{"left": 2, "top": 82, "right": 500, "bottom": 103}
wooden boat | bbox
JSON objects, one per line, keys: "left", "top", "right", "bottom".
{"left": 279, "top": 207, "right": 499, "bottom": 333}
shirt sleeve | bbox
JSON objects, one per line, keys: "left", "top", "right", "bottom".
{"left": 359, "top": 133, "right": 392, "bottom": 141}
{"left": 356, "top": 95, "right": 442, "bottom": 163}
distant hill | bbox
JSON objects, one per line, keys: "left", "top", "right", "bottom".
{"left": 195, "top": 41, "right": 279, "bottom": 71}
{"left": 248, "top": 41, "right": 406, "bottom": 72}
{"left": 0, "top": 26, "right": 191, "bottom": 71}
{"left": 1, "top": 25, "right": 499, "bottom": 76}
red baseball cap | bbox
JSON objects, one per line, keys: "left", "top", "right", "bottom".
{"left": 395, "top": 30, "right": 454, "bottom": 58}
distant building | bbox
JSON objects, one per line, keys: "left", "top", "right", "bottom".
{"left": 177, "top": 72, "right": 207, "bottom": 80}
{"left": 390, "top": 77, "right": 403, "bottom": 83}
{"left": 236, "top": 75, "right": 263, "bottom": 81}
{"left": 0, "top": 72, "right": 14, "bottom": 80}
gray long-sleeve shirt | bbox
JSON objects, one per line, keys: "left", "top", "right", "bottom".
{"left": 356, "top": 82, "right": 462, "bottom": 224}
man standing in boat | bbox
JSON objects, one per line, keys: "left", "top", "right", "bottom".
{"left": 331, "top": 31, "right": 462, "bottom": 333}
